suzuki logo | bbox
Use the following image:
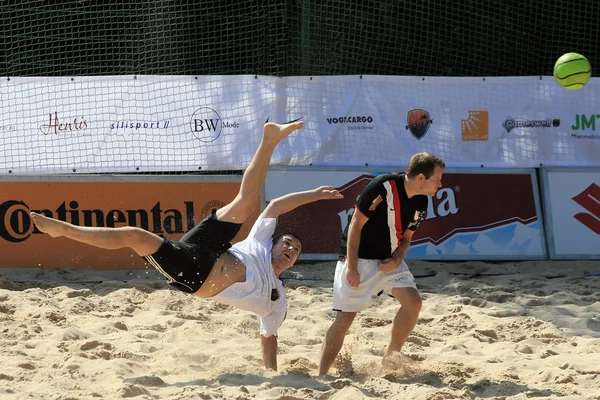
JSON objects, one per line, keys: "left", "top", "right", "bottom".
{"left": 572, "top": 183, "right": 600, "bottom": 234}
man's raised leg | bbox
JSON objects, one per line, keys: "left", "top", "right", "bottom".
{"left": 30, "top": 212, "right": 163, "bottom": 257}
{"left": 216, "top": 120, "right": 304, "bottom": 224}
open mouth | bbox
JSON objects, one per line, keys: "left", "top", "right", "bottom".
{"left": 284, "top": 253, "right": 292, "bottom": 260}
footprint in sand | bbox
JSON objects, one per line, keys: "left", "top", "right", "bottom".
{"left": 585, "top": 317, "right": 600, "bottom": 332}
{"left": 18, "top": 362, "right": 36, "bottom": 370}
{"left": 285, "top": 357, "right": 318, "bottom": 373}
{"left": 360, "top": 317, "right": 392, "bottom": 328}
{"left": 123, "top": 376, "right": 166, "bottom": 387}
{"left": 406, "top": 335, "right": 429, "bottom": 347}
{"left": 473, "top": 329, "right": 498, "bottom": 343}
{"left": 80, "top": 340, "right": 106, "bottom": 351}
{"left": 117, "top": 384, "right": 151, "bottom": 398}
{"left": 65, "top": 289, "right": 93, "bottom": 298}
{"left": 540, "top": 349, "right": 559, "bottom": 359}
{"left": 468, "top": 298, "right": 489, "bottom": 308}
{"left": 516, "top": 344, "right": 534, "bottom": 354}
{"left": 556, "top": 375, "right": 575, "bottom": 384}
{"left": 45, "top": 310, "right": 66, "bottom": 324}
{"left": 523, "top": 298, "right": 546, "bottom": 306}
{"left": 56, "top": 328, "right": 91, "bottom": 341}
{"left": 175, "top": 313, "right": 209, "bottom": 321}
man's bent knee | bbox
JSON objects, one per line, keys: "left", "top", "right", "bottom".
{"left": 414, "top": 296, "right": 423, "bottom": 311}
{"left": 215, "top": 199, "right": 254, "bottom": 224}
{"left": 333, "top": 312, "right": 357, "bottom": 332}
{"left": 123, "top": 227, "right": 163, "bottom": 257}
{"left": 404, "top": 294, "right": 422, "bottom": 311}
{"left": 397, "top": 296, "right": 422, "bottom": 320}
{"left": 392, "top": 288, "right": 422, "bottom": 307}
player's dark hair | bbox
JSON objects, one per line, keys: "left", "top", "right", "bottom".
{"left": 405, "top": 152, "right": 445, "bottom": 179}
{"left": 272, "top": 232, "right": 302, "bottom": 253}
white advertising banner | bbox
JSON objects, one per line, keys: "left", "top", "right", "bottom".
{"left": 1, "top": 75, "right": 600, "bottom": 174}
{"left": 0, "top": 75, "right": 282, "bottom": 174}
{"left": 266, "top": 167, "right": 546, "bottom": 261}
{"left": 282, "top": 75, "right": 600, "bottom": 169}
{"left": 542, "top": 168, "right": 600, "bottom": 259}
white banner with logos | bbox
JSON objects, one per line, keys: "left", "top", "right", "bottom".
{"left": 1, "top": 75, "right": 600, "bottom": 174}
{"left": 0, "top": 75, "right": 283, "bottom": 174}
{"left": 541, "top": 168, "right": 600, "bottom": 259}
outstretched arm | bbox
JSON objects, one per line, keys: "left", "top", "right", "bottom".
{"left": 262, "top": 186, "right": 343, "bottom": 219}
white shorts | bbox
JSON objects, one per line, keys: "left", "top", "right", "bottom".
{"left": 332, "top": 258, "right": 417, "bottom": 312}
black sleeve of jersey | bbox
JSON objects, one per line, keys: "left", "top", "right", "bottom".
{"left": 355, "top": 175, "right": 386, "bottom": 218}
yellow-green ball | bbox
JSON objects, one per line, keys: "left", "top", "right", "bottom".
{"left": 554, "top": 53, "right": 592, "bottom": 90}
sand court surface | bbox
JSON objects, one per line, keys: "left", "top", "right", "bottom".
{"left": 1, "top": 260, "right": 599, "bottom": 399}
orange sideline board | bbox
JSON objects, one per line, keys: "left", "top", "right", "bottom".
{"left": 0, "top": 178, "right": 259, "bottom": 270}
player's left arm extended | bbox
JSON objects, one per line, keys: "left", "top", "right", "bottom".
{"left": 378, "top": 229, "right": 415, "bottom": 272}
{"left": 260, "top": 334, "right": 278, "bottom": 371}
{"left": 262, "top": 186, "right": 343, "bottom": 219}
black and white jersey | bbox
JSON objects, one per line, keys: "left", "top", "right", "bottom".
{"left": 339, "top": 174, "right": 428, "bottom": 260}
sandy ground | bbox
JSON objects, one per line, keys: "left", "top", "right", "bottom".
{"left": 1, "top": 259, "right": 599, "bottom": 400}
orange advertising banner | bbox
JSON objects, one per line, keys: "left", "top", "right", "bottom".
{"left": 0, "top": 178, "right": 259, "bottom": 270}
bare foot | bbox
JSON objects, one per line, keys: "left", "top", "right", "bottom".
{"left": 30, "top": 212, "right": 67, "bottom": 238}
{"left": 263, "top": 120, "right": 304, "bottom": 144}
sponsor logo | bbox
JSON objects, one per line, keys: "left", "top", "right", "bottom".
{"left": 368, "top": 195, "right": 382, "bottom": 211}
{"left": 502, "top": 117, "right": 560, "bottom": 133}
{"left": 405, "top": 109, "right": 432, "bottom": 140}
{"left": 274, "top": 172, "right": 539, "bottom": 255}
{"left": 326, "top": 115, "right": 374, "bottom": 131}
{"left": 461, "top": 110, "right": 488, "bottom": 141}
{"left": 200, "top": 200, "right": 226, "bottom": 219}
{"left": 0, "top": 200, "right": 196, "bottom": 243}
{"left": 190, "top": 107, "right": 240, "bottom": 142}
{"left": 39, "top": 111, "right": 89, "bottom": 136}
{"left": 572, "top": 183, "right": 600, "bottom": 234}
{"left": 0, "top": 125, "right": 16, "bottom": 132}
{"left": 571, "top": 133, "right": 600, "bottom": 139}
{"left": 407, "top": 210, "right": 426, "bottom": 230}
{"left": 391, "top": 275, "right": 414, "bottom": 283}
{"left": 572, "top": 114, "right": 600, "bottom": 131}
{"left": 110, "top": 120, "right": 170, "bottom": 134}
{"left": 327, "top": 116, "right": 373, "bottom": 124}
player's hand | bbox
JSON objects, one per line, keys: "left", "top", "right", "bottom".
{"left": 345, "top": 268, "right": 360, "bottom": 288}
{"left": 315, "top": 186, "right": 344, "bottom": 200}
{"left": 378, "top": 257, "right": 399, "bottom": 272}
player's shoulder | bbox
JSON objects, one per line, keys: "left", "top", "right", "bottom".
{"left": 376, "top": 172, "right": 399, "bottom": 181}
{"left": 370, "top": 173, "right": 400, "bottom": 186}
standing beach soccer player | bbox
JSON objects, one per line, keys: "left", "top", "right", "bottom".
{"left": 30, "top": 119, "right": 344, "bottom": 371}
{"left": 318, "top": 152, "right": 445, "bottom": 375}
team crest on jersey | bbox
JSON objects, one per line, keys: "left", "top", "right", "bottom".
{"left": 369, "top": 195, "right": 383, "bottom": 211}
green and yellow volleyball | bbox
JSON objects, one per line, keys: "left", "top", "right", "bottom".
{"left": 554, "top": 53, "right": 592, "bottom": 90}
